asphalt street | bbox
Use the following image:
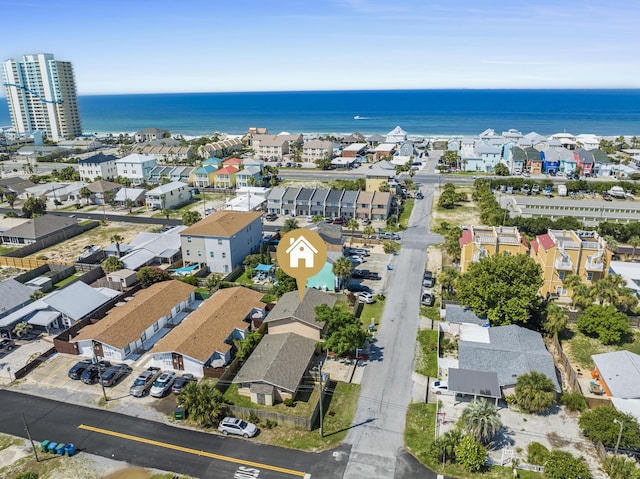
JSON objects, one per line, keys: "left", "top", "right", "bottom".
{"left": 0, "top": 390, "right": 350, "bottom": 479}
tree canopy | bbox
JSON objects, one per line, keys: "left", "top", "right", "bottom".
{"left": 576, "top": 304, "right": 631, "bottom": 345}
{"left": 137, "top": 266, "right": 171, "bottom": 287}
{"left": 182, "top": 210, "right": 202, "bottom": 226}
{"left": 315, "top": 304, "right": 369, "bottom": 357}
{"left": 579, "top": 407, "right": 640, "bottom": 449}
{"left": 456, "top": 252, "right": 543, "bottom": 325}
{"left": 514, "top": 371, "right": 557, "bottom": 413}
{"left": 21, "top": 197, "right": 47, "bottom": 218}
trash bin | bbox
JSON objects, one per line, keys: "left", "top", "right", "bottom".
{"left": 47, "top": 442, "right": 58, "bottom": 453}
{"left": 40, "top": 440, "right": 50, "bottom": 453}
{"left": 64, "top": 443, "right": 75, "bottom": 456}
{"left": 55, "top": 443, "right": 66, "bottom": 455}
{"left": 174, "top": 406, "right": 186, "bottom": 420}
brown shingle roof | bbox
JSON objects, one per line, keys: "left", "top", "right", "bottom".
{"left": 181, "top": 210, "right": 262, "bottom": 238}
{"left": 73, "top": 280, "right": 195, "bottom": 349}
{"left": 150, "top": 287, "right": 265, "bottom": 363}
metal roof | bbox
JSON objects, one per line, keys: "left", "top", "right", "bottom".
{"left": 448, "top": 369, "right": 501, "bottom": 398}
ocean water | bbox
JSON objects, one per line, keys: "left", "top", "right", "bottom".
{"left": 1, "top": 89, "right": 639, "bottom": 137}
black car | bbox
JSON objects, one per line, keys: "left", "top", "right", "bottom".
{"left": 347, "top": 283, "right": 372, "bottom": 293}
{"left": 101, "top": 364, "right": 132, "bottom": 387}
{"left": 81, "top": 361, "right": 111, "bottom": 385}
{"left": 68, "top": 359, "right": 93, "bottom": 380}
{"left": 172, "top": 374, "right": 197, "bottom": 394}
{"left": 265, "top": 213, "right": 278, "bottom": 221}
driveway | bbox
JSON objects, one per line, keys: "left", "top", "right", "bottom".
{"left": 0, "top": 335, "right": 54, "bottom": 386}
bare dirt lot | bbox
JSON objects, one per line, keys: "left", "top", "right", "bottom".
{"left": 431, "top": 186, "right": 481, "bottom": 231}
{"left": 26, "top": 222, "right": 156, "bottom": 264}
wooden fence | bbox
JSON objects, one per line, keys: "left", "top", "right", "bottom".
{"left": 13, "top": 346, "right": 57, "bottom": 380}
{"left": 0, "top": 256, "right": 66, "bottom": 269}
{"left": 228, "top": 401, "right": 319, "bottom": 431}
{"left": 551, "top": 336, "right": 582, "bottom": 393}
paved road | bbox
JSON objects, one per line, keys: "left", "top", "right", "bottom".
{"left": 0, "top": 389, "right": 350, "bottom": 479}
{"left": 0, "top": 207, "right": 183, "bottom": 226}
{"left": 343, "top": 182, "right": 443, "bottom": 479}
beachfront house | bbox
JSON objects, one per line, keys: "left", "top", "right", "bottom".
{"left": 134, "top": 127, "right": 170, "bottom": 142}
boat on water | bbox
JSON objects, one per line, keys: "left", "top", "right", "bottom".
{"left": 354, "top": 115, "right": 369, "bottom": 120}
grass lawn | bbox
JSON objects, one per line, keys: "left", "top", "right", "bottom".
{"left": 562, "top": 325, "right": 640, "bottom": 369}
{"left": 359, "top": 298, "right": 385, "bottom": 330}
{"left": 54, "top": 274, "right": 80, "bottom": 288}
{"left": 224, "top": 383, "right": 319, "bottom": 418}
{"left": 420, "top": 305, "right": 440, "bottom": 322}
{"left": 415, "top": 329, "right": 438, "bottom": 377}
{"left": 233, "top": 269, "right": 254, "bottom": 285}
{"left": 0, "top": 246, "right": 16, "bottom": 255}
{"left": 399, "top": 198, "right": 415, "bottom": 227}
{"left": 405, "top": 403, "right": 542, "bottom": 479}
{"left": 259, "top": 382, "right": 361, "bottom": 451}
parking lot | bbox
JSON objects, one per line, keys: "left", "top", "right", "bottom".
{"left": 0, "top": 335, "right": 55, "bottom": 386}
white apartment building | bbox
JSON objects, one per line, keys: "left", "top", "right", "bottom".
{"left": 2, "top": 53, "right": 82, "bottom": 140}
{"left": 78, "top": 153, "right": 118, "bottom": 181}
{"left": 145, "top": 181, "right": 191, "bottom": 210}
{"left": 115, "top": 153, "right": 157, "bottom": 185}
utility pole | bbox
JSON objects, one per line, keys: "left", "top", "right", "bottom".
{"left": 318, "top": 361, "right": 324, "bottom": 437}
{"left": 22, "top": 413, "right": 39, "bottom": 462}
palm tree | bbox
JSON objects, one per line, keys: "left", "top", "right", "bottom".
{"left": 363, "top": 225, "right": 375, "bottom": 244}
{"left": 543, "top": 303, "right": 568, "bottom": 338}
{"left": 514, "top": 371, "right": 557, "bottom": 413}
{"left": 161, "top": 208, "right": 172, "bottom": 222}
{"left": 347, "top": 218, "right": 359, "bottom": 247}
{"left": 282, "top": 218, "right": 299, "bottom": 233}
{"left": 205, "top": 274, "right": 221, "bottom": 293}
{"left": 439, "top": 268, "right": 460, "bottom": 298}
{"left": 124, "top": 198, "right": 135, "bottom": 213}
{"left": 572, "top": 283, "right": 593, "bottom": 310}
{"left": 5, "top": 192, "right": 17, "bottom": 210}
{"left": 110, "top": 234, "right": 124, "bottom": 257}
{"left": 13, "top": 321, "right": 33, "bottom": 338}
{"left": 177, "top": 379, "right": 226, "bottom": 427}
{"left": 604, "top": 235, "right": 618, "bottom": 255}
{"left": 590, "top": 278, "right": 617, "bottom": 306}
{"left": 80, "top": 186, "right": 92, "bottom": 205}
{"left": 459, "top": 398, "right": 503, "bottom": 445}
{"left": 628, "top": 236, "right": 640, "bottom": 260}
{"left": 102, "top": 256, "right": 124, "bottom": 272}
{"left": 332, "top": 256, "right": 354, "bottom": 291}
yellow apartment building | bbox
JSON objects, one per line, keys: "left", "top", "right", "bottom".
{"left": 459, "top": 226, "right": 529, "bottom": 272}
{"left": 530, "top": 229, "right": 611, "bottom": 297}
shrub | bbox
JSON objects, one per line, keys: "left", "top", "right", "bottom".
{"left": 15, "top": 474, "right": 39, "bottom": 479}
{"left": 579, "top": 407, "right": 640, "bottom": 448}
{"left": 263, "top": 419, "right": 277, "bottom": 429}
{"left": 576, "top": 305, "right": 631, "bottom": 345}
{"left": 178, "top": 275, "right": 198, "bottom": 286}
{"left": 560, "top": 391, "right": 587, "bottom": 412}
{"left": 248, "top": 412, "right": 260, "bottom": 425}
{"left": 527, "top": 442, "right": 549, "bottom": 466}
{"left": 283, "top": 398, "right": 295, "bottom": 407}
{"left": 454, "top": 435, "right": 486, "bottom": 473}
{"left": 544, "top": 450, "right": 591, "bottom": 479}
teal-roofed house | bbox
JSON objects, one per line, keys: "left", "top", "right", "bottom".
{"left": 203, "top": 157, "right": 223, "bottom": 167}
{"left": 192, "top": 165, "right": 217, "bottom": 188}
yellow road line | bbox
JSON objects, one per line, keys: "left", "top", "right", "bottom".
{"left": 78, "top": 424, "right": 307, "bottom": 477}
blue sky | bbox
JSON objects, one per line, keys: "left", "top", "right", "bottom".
{"left": 1, "top": 0, "right": 639, "bottom": 94}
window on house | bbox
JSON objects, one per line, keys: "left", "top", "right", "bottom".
{"left": 141, "top": 331, "right": 147, "bottom": 342}
{"left": 124, "top": 344, "right": 131, "bottom": 355}
{"left": 587, "top": 272, "right": 594, "bottom": 281}
{"left": 558, "top": 271, "right": 566, "bottom": 281}
{"left": 222, "top": 252, "right": 226, "bottom": 258}
{"left": 187, "top": 236, "right": 192, "bottom": 243}
{"left": 209, "top": 251, "right": 214, "bottom": 258}
{"left": 153, "top": 322, "right": 159, "bottom": 332}
{"left": 218, "top": 239, "right": 222, "bottom": 245}
{"left": 198, "top": 250, "right": 202, "bottom": 257}
{"left": 186, "top": 250, "right": 190, "bottom": 256}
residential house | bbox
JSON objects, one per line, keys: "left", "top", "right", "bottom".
{"left": 0, "top": 177, "right": 37, "bottom": 199}
{"left": 385, "top": 126, "right": 408, "bottom": 144}
{"left": 202, "top": 157, "right": 223, "bottom": 168}
{"left": 355, "top": 191, "right": 373, "bottom": 219}
{"left": 263, "top": 288, "right": 337, "bottom": 341}
{"left": 309, "top": 189, "right": 330, "bottom": 217}
{"left": 370, "top": 191, "right": 392, "bottom": 220}
{"left": 266, "top": 187, "right": 287, "bottom": 215}
{"left": 365, "top": 160, "right": 396, "bottom": 192}
{"left": 459, "top": 226, "right": 529, "bottom": 273}
{"left": 0, "top": 279, "right": 33, "bottom": 322}
{"left": 541, "top": 148, "right": 573, "bottom": 174}
{"left": 574, "top": 148, "right": 595, "bottom": 176}
{"left": 145, "top": 181, "right": 191, "bottom": 211}
{"left": 78, "top": 154, "right": 118, "bottom": 181}
{"left": 235, "top": 166, "right": 262, "bottom": 188}
{"left": 342, "top": 143, "right": 368, "bottom": 158}
{"left": 105, "top": 269, "right": 138, "bottom": 290}
{"left": 212, "top": 165, "right": 239, "bottom": 189}
{"left": 148, "top": 165, "right": 173, "bottom": 184}
{"left": 530, "top": 229, "right": 611, "bottom": 297}
{"left": 341, "top": 132, "right": 366, "bottom": 145}
{"left": 295, "top": 188, "right": 315, "bottom": 217}
{"left": 113, "top": 188, "right": 146, "bottom": 208}
{"left": 192, "top": 165, "right": 218, "bottom": 188}
{"left": 575, "top": 134, "right": 601, "bottom": 150}
{"left": 366, "top": 134, "right": 385, "bottom": 148}
{"left": 232, "top": 332, "right": 317, "bottom": 405}
{"left": 504, "top": 146, "right": 526, "bottom": 174}
{"left": 115, "top": 228, "right": 185, "bottom": 270}
{"left": 550, "top": 132, "right": 577, "bottom": 149}
{"left": 302, "top": 139, "right": 333, "bottom": 162}
{"left": 45, "top": 181, "right": 87, "bottom": 203}
{"left": 591, "top": 149, "right": 612, "bottom": 176}
{"left": 591, "top": 351, "right": 640, "bottom": 421}
{"left": 331, "top": 157, "right": 358, "bottom": 169}
{"left": 281, "top": 187, "right": 300, "bottom": 216}
{"left": 85, "top": 180, "right": 121, "bottom": 205}
{"left": 0, "top": 214, "right": 78, "bottom": 246}
{"left": 456, "top": 324, "right": 561, "bottom": 396}
{"left": 609, "top": 261, "right": 640, "bottom": 299}
{"left": 43, "top": 280, "right": 120, "bottom": 329}
{"left": 73, "top": 281, "right": 195, "bottom": 361}
{"left": 115, "top": 153, "right": 157, "bottom": 185}
{"left": 253, "top": 134, "right": 302, "bottom": 160}
{"left": 223, "top": 157, "right": 243, "bottom": 168}
{"left": 134, "top": 127, "right": 170, "bottom": 142}
{"left": 324, "top": 189, "right": 344, "bottom": 219}
{"left": 181, "top": 210, "right": 263, "bottom": 274}
{"left": 168, "top": 166, "right": 194, "bottom": 183}
{"left": 374, "top": 143, "right": 396, "bottom": 161}
{"left": 525, "top": 147, "right": 543, "bottom": 174}
{"left": 340, "top": 190, "right": 358, "bottom": 220}
{"left": 150, "top": 286, "right": 266, "bottom": 376}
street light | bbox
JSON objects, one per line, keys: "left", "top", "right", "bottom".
{"left": 614, "top": 418, "right": 624, "bottom": 456}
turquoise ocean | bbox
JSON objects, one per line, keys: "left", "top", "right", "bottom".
{"left": 1, "top": 89, "right": 639, "bottom": 137}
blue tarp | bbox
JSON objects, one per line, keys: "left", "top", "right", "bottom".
{"left": 253, "top": 263, "right": 274, "bottom": 272}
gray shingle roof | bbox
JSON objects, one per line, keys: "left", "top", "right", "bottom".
{"left": 458, "top": 325, "right": 560, "bottom": 392}
{"left": 445, "top": 304, "right": 487, "bottom": 326}
{"left": 0, "top": 279, "right": 33, "bottom": 317}
{"left": 265, "top": 289, "right": 337, "bottom": 329}
{"left": 79, "top": 154, "right": 118, "bottom": 165}
{"left": 233, "top": 332, "right": 317, "bottom": 392}
{"left": 0, "top": 214, "right": 76, "bottom": 241}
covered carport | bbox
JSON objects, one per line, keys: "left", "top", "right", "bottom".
{"left": 27, "top": 310, "right": 62, "bottom": 335}
{"left": 448, "top": 368, "right": 502, "bottom": 405}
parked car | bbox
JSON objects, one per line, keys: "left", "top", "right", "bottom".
{"left": 431, "top": 380, "right": 452, "bottom": 395}
{"left": 332, "top": 217, "right": 345, "bottom": 225}
{"left": 378, "top": 232, "right": 400, "bottom": 240}
{"left": 265, "top": 213, "right": 278, "bottom": 221}
{"left": 172, "top": 374, "right": 197, "bottom": 395}
{"left": 150, "top": 371, "right": 177, "bottom": 398}
{"left": 0, "top": 338, "right": 16, "bottom": 354}
{"left": 355, "top": 292, "right": 375, "bottom": 304}
{"left": 347, "top": 283, "right": 372, "bottom": 293}
{"left": 304, "top": 215, "right": 314, "bottom": 223}
{"left": 68, "top": 359, "right": 93, "bottom": 380}
{"left": 130, "top": 367, "right": 162, "bottom": 397}
{"left": 421, "top": 290, "right": 435, "bottom": 306}
{"left": 218, "top": 417, "right": 258, "bottom": 438}
{"left": 101, "top": 363, "right": 132, "bottom": 387}
{"left": 81, "top": 360, "right": 111, "bottom": 384}
{"left": 416, "top": 191, "right": 424, "bottom": 199}
{"left": 347, "top": 255, "right": 365, "bottom": 264}
{"left": 362, "top": 218, "right": 371, "bottom": 225}
{"left": 423, "top": 271, "right": 435, "bottom": 288}
{"left": 348, "top": 248, "right": 369, "bottom": 257}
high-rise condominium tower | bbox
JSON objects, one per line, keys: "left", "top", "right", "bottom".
{"left": 2, "top": 53, "right": 82, "bottom": 141}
